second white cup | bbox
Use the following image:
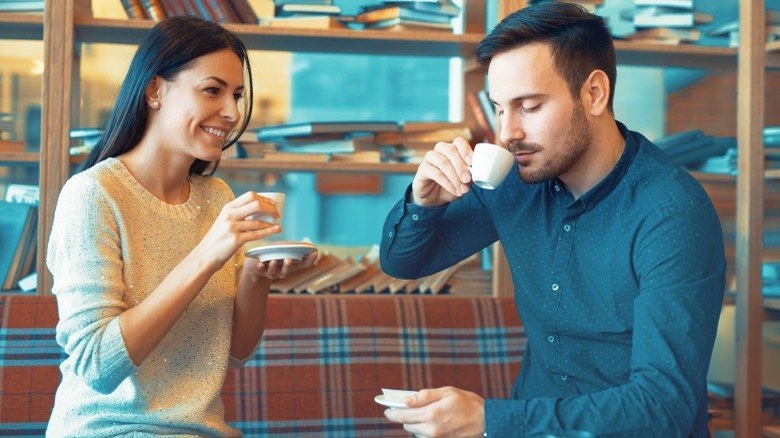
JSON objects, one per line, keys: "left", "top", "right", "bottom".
{"left": 470, "top": 143, "right": 515, "bottom": 190}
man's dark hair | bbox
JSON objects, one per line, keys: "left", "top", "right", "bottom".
{"left": 476, "top": 2, "right": 617, "bottom": 112}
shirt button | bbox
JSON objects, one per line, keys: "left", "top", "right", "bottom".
{"left": 547, "top": 335, "right": 555, "bottom": 343}
{"left": 388, "top": 231, "right": 393, "bottom": 238}
{"left": 551, "top": 283, "right": 559, "bottom": 292}
{"left": 554, "top": 185, "right": 561, "bottom": 192}
{"left": 563, "top": 224, "right": 571, "bottom": 232}
{"left": 561, "top": 374, "right": 568, "bottom": 381}
{"left": 412, "top": 214, "right": 419, "bottom": 221}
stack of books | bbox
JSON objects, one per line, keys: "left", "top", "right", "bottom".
{"left": 654, "top": 129, "right": 734, "bottom": 169}
{"left": 267, "top": 245, "right": 484, "bottom": 295}
{"left": 251, "top": 120, "right": 400, "bottom": 163}
{"left": 693, "top": 126, "right": 780, "bottom": 175}
{"left": 350, "top": 1, "right": 461, "bottom": 32}
{"left": 0, "top": 113, "right": 23, "bottom": 153}
{"left": 0, "top": 185, "right": 39, "bottom": 292}
{"left": 620, "top": 0, "right": 712, "bottom": 45}
{"left": 261, "top": 0, "right": 345, "bottom": 28}
{"left": 529, "top": 0, "right": 603, "bottom": 14}
{"left": 243, "top": 120, "right": 473, "bottom": 164}
{"left": 707, "top": 9, "right": 780, "bottom": 48}
{"left": 118, "top": 0, "right": 259, "bottom": 23}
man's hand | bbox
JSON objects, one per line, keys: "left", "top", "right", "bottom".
{"left": 412, "top": 137, "right": 474, "bottom": 207}
{"left": 383, "top": 386, "right": 485, "bottom": 438}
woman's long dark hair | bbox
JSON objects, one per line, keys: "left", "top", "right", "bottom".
{"left": 78, "top": 16, "right": 253, "bottom": 175}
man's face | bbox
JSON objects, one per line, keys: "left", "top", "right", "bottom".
{"left": 487, "top": 43, "right": 592, "bottom": 184}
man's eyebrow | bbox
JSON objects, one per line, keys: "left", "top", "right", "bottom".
{"left": 489, "top": 93, "right": 547, "bottom": 106}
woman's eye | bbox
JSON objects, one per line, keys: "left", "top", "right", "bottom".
{"left": 521, "top": 105, "right": 540, "bottom": 113}
{"left": 205, "top": 87, "right": 219, "bottom": 95}
{"left": 233, "top": 93, "right": 243, "bottom": 101}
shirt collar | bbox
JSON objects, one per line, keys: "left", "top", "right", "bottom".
{"left": 546, "top": 121, "right": 638, "bottom": 212}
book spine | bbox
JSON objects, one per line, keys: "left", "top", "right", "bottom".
{"left": 141, "top": 0, "right": 168, "bottom": 20}
{"left": 228, "top": 0, "right": 258, "bottom": 24}
{"left": 120, "top": 0, "right": 148, "bottom": 19}
{"left": 466, "top": 91, "right": 495, "bottom": 144}
{"left": 190, "top": 0, "right": 216, "bottom": 21}
{"left": 160, "top": 0, "right": 186, "bottom": 16}
{"left": 203, "top": 0, "right": 242, "bottom": 22}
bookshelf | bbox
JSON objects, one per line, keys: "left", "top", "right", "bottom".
{"left": 220, "top": 158, "right": 418, "bottom": 174}
{"left": 0, "top": 12, "right": 43, "bottom": 40}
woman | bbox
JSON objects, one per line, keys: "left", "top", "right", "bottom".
{"left": 46, "top": 17, "right": 316, "bottom": 437}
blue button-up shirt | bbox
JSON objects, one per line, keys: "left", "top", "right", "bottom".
{"left": 380, "top": 122, "right": 725, "bottom": 437}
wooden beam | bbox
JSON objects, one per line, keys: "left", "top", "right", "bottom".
{"left": 498, "top": 0, "right": 529, "bottom": 20}
{"left": 40, "top": 0, "right": 79, "bottom": 294}
{"left": 491, "top": 243, "right": 514, "bottom": 298}
{"left": 734, "top": 0, "right": 765, "bottom": 436}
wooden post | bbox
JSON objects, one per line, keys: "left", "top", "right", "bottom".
{"left": 40, "top": 0, "right": 80, "bottom": 294}
{"left": 734, "top": 0, "right": 765, "bottom": 436}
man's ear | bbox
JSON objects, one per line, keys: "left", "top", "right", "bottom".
{"left": 581, "top": 69, "right": 611, "bottom": 117}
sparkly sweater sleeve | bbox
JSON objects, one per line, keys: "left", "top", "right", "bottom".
{"left": 46, "top": 175, "right": 136, "bottom": 394}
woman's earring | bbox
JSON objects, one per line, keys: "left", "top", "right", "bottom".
{"left": 151, "top": 101, "right": 159, "bottom": 109}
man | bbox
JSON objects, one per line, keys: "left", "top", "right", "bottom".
{"left": 379, "top": 3, "right": 725, "bottom": 437}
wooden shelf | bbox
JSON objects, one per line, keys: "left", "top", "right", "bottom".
{"left": 0, "top": 13, "right": 43, "bottom": 40}
{"left": 0, "top": 152, "right": 39, "bottom": 164}
{"left": 220, "top": 158, "right": 417, "bottom": 174}
{"left": 0, "top": 152, "right": 83, "bottom": 165}
{"left": 614, "top": 41, "right": 737, "bottom": 70}
{"left": 74, "top": 18, "right": 484, "bottom": 57}
{"left": 70, "top": 17, "right": 748, "bottom": 67}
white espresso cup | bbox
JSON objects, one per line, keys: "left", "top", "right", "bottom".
{"left": 469, "top": 142, "right": 515, "bottom": 190}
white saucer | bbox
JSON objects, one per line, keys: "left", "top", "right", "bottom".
{"left": 374, "top": 394, "right": 409, "bottom": 409}
{"left": 245, "top": 242, "right": 317, "bottom": 262}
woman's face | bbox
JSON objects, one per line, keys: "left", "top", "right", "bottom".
{"left": 153, "top": 48, "right": 245, "bottom": 163}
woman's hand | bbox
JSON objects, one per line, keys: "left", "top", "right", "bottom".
{"left": 243, "top": 250, "right": 319, "bottom": 281}
{"left": 195, "top": 191, "right": 281, "bottom": 271}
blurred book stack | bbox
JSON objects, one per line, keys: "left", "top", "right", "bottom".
{"left": 268, "top": 245, "right": 488, "bottom": 295}
{"left": 241, "top": 120, "right": 471, "bottom": 164}
{"left": 260, "top": 0, "right": 348, "bottom": 29}
{"left": 619, "top": 0, "right": 713, "bottom": 45}
{"left": 0, "top": 113, "right": 24, "bottom": 153}
{"left": 707, "top": 9, "right": 780, "bottom": 48}
{"left": 762, "top": 261, "right": 780, "bottom": 310}
{"left": 529, "top": 0, "right": 603, "bottom": 14}
{"left": 119, "top": 0, "right": 259, "bottom": 23}
{"left": 350, "top": 0, "right": 461, "bottom": 32}
{"left": 0, "top": 185, "right": 39, "bottom": 291}
{"left": 655, "top": 127, "right": 780, "bottom": 175}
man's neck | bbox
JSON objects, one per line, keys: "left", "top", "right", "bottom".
{"left": 560, "top": 118, "right": 625, "bottom": 200}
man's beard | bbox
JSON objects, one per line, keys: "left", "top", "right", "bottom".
{"left": 508, "top": 102, "right": 593, "bottom": 184}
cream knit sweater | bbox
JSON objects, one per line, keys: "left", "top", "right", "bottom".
{"left": 46, "top": 158, "right": 247, "bottom": 437}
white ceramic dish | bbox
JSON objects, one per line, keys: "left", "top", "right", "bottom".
{"left": 374, "top": 388, "right": 416, "bottom": 409}
{"left": 245, "top": 242, "right": 317, "bottom": 262}
{"left": 374, "top": 394, "right": 409, "bottom": 409}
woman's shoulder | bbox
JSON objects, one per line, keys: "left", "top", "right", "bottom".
{"left": 60, "top": 159, "right": 119, "bottom": 198}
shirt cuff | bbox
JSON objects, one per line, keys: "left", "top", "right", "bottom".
{"left": 484, "top": 398, "right": 526, "bottom": 437}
